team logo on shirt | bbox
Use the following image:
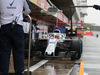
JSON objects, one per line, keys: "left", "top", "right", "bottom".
{"left": 9, "top": 0, "right": 15, "bottom": 6}
{"left": 7, "top": 0, "right": 16, "bottom": 9}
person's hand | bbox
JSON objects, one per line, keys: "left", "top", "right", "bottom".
{"left": 93, "top": 5, "right": 100, "bottom": 10}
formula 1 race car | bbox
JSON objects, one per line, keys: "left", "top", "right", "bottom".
{"left": 24, "top": 28, "right": 83, "bottom": 60}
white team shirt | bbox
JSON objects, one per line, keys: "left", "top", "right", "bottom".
{"left": 0, "top": 0, "right": 31, "bottom": 26}
{"left": 23, "top": 21, "right": 30, "bottom": 33}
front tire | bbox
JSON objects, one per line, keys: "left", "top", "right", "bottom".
{"left": 71, "top": 39, "right": 83, "bottom": 59}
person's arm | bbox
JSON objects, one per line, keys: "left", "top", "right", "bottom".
{"left": 23, "top": 0, "right": 31, "bottom": 15}
{"left": 93, "top": 5, "right": 100, "bottom": 10}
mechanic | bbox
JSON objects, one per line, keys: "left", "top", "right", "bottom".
{"left": 0, "top": 24, "right": 1, "bottom": 73}
{"left": 32, "top": 20, "right": 40, "bottom": 40}
{"left": 35, "top": 20, "right": 40, "bottom": 40}
{"left": 23, "top": 16, "right": 30, "bottom": 39}
{"left": 0, "top": 25, "right": 1, "bottom": 55}
{"left": 96, "top": 34, "right": 99, "bottom": 38}
{"left": 0, "top": 0, "right": 31, "bottom": 75}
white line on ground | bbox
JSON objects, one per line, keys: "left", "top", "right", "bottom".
{"left": 24, "top": 60, "right": 49, "bottom": 72}
{"left": 67, "top": 67, "right": 74, "bottom": 75}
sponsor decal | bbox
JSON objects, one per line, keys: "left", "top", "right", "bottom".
{"left": 49, "top": 42, "right": 55, "bottom": 44}
{"left": 9, "top": 0, "right": 15, "bottom": 6}
{"left": 7, "top": 0, "right": 16, "bottom": 9}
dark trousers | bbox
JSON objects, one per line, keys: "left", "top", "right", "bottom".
{"left": 24, "top": 33, "right": 29, "bottom": 39}
{"left": 0, "top": 24, "right": 24, "bottom": 75}
{"left": 35, "top": 33, "right": 39, "bottom": 40}
{"left": 0, "top": 28, "right": 1, "bottom": 55}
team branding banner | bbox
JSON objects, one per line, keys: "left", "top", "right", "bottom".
{"left": 32, "top": 0, "right": 37, "bottom": 3}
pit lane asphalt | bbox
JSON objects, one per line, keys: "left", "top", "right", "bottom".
{"left": 71, "top": 35, "right": 100, "bottom": 75}
{"left": 9, "top": 35, "right": 100, "bottom": 75}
